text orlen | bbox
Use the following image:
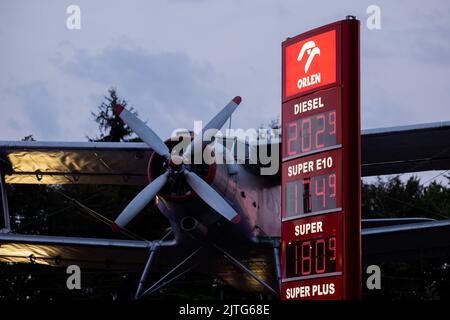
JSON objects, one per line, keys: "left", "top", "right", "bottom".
{"left": 285, "top": 282, "right": 335, "bottom": 299}
{"left": 297, "top": 72, "right": 321, "bottom": 90}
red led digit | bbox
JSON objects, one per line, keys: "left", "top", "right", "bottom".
{"left": 287, "top": 121, "right": 298, "bottom": 156}
{"left": 294, "top": 182, "right": 299, "bottom": 214}
{"left": 301, "top": 241, "right": 312, "bottom": 275}
{"left": 329, "top": 236, "right": 337, "bottom": 261}
{"left": 295, "top": 242, "right": 299, "bottom": 275}
{"left": 301, "top": 118, "right": 312, "bottom": 153}
{"left": 315, "top": 114, "right": 326, "bottom": 149}
{"left": 315, "top": 176, "right": 326, "bottom": 208}
{"left": 328, "top": 110, "right": 336, "bottom": 135}
{"left": 315, "top": 239, "right": 326, "bottom": 274}
{"left": 329, "top": 173, "right": 336, "bottom": 198}
{"left": 303, "top": 178, "right": 311, "bottom": 213}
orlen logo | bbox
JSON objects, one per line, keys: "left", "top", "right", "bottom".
{"left": 297, "top": 41, "right": 320, "bottom": 73}
{"left": 285, "top": 30, "right": 336, "bottom": 98}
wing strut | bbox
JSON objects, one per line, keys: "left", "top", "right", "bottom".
{"left": 0, "top": 166, "right": 11, "bottom": 232}
{"left": 135, "top": 246, "right": 202, "bottom": 299}
{"left": 212, "top": 243, "right": 279, "bottom": 296}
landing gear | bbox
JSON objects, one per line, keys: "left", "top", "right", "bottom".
{"left": 134, "top": 245, "right": 202, "bottom": 299}
{"left": 134, "top": 240, "right": 280, "bottom": 299}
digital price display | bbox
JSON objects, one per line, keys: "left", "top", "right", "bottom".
{"left": 285, "top": 236, "right": 337, "bottom": 278}
{"left": 282, "top": 87, "right": 342, "bottom": 160}
{"left": 286, "top": 111, "right": 337, "bottom": 157}
{"left": 281, "top": 19, "right": 361, "bottom": 300}
{"left": 285, "top": 173, "right": 337, "bottom": 216}
{"left": 282, "top": 213, "right": 343, "bottom": 280}
{"left": 283, "top": 150, "right": 342, "bottom": 220}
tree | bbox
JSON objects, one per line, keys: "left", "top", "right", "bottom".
{"left": 22, "top": 134, "right": 35, "bottom": 141}
{"left": 88, "top": 88, "right": 137, "bottom": 142}
{"left": 362, "top": 175, "right": 450, "bottom": 219}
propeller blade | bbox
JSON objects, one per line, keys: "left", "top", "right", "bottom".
{"left": 183, "top": 96, "right": 241, "bottom": 160}
{"left": 115, "top": 105, "right": 170, "bottom": 158}
{"left": 184, "top": 170, "right": 240, "bottom": 223}
{"left": 112, "top": 171, "right": 169, "bottom": 231}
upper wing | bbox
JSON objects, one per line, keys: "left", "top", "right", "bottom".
{"left": 242, "top": 121, "right": 450, "bottom": 178}
{"left": 362, "top": 121, "right": 450, "bottom": 176}
{"left": 0, "top": 141, "right": 151, "bottom": 185}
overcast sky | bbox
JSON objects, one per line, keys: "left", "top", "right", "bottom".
{"left": 1, "top": 0, "right": 449, "bottom": 142}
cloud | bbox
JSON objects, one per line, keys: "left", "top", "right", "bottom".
{"left": 52, "top": 43, "right": 227, "bottom": 136}
{"left": 1, "top": 0, "right": 450, "bottom": 143}
{"left": 2, "top": 81, "right": 62, "bottom": 139}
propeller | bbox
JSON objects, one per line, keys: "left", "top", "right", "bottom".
{"left": 112, "top": 171, "right": 169, "bottom": 231}
{"left": 114, "top": 105, "right": 170, "bottom": 159}
{"left": 184, "top": 170, "right": 240, "bottom": 223}
{"left": 183, "top": 96, "right": 241, "bottom": 162}
{"left": 112, "top": 97, "right": 242, "bottom": 231}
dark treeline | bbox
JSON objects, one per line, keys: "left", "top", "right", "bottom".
{"left": 363, "top": 175, "right": 450, "bottom": 220}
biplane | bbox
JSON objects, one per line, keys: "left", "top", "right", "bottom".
{"left": 1, "top": 97, "right": 450, "bottom": 299}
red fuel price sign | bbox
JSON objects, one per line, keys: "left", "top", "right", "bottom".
{"left": 281, "top": 18, "right": 361, "bottom": 300}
